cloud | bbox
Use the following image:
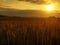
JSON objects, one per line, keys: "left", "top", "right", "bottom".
{"left": 18, "top": 0, "right": 46, "bottom": 4}
{"left": 0, "top": 7, "right": 43, "bottom": 17}
{"left": 0, "top": 1, "right": 42, "bottom": 10}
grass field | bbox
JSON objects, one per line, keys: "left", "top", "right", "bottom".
{"left": 0, "top": 17, "right": 60, "bottom": 45}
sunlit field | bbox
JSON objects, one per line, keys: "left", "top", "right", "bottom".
{"left": 0, "top": 15, "right": 60, "bottom": 45}
{"left": 0, "top": 1, "right": 60, "bottom": 45}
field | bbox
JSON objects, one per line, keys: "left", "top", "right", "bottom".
{"left": 0, "top": 17, "right": 60, "bottom": 45}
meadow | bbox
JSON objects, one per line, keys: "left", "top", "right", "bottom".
{"left": 0, "top": 17, "right": 60, "bottom": 45}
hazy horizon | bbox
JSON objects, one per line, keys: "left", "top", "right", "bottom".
{"left": 0, "top": 0, "right": 60, "bottom": 17}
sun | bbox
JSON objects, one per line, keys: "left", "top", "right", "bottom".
{"left": 46, "top": 5, "right": 54, "bottom": 11}
{"left": 45, "top": 4, "right": 54, "bottom": 11}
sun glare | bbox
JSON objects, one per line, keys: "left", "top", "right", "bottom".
{"left": 41, "top": 3, "right": 56, "bottom": 17}
{"left": 46, "top": 4, "right": 54, "bottom": 11}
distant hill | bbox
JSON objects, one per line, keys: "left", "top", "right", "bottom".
{"left": 0, "top": 15, "right": 7, "bottom": 17}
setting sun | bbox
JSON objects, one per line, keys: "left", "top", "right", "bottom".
{"left": 45, "top": 4, "right": 54, "bottom": 11}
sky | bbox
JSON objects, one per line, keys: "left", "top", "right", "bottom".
{"left": 0, "top": 0, "right": 41, "bottom": 10}
{"left": 0, "top": 0, "right": 60, "bottom": 10}
{"left": 0, "top": 0, "right": 60, "bottom": 17}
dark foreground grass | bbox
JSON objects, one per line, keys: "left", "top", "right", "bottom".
{"left": 0, "top": 17, "right": 60, "bottom": 45}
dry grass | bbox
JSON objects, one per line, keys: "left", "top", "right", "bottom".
{"left": 0, "top": 17, "right": 60, "bottom": 45}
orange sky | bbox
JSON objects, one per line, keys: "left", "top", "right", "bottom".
{"left": 0, "top": 0, "right": 60, "bottom": 17}
{"left": 0, "top": 0, "right": 60, "bottom": 10}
